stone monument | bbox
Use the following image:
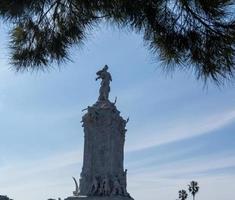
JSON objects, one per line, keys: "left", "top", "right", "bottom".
{"left": 66, "top": 65, "right": 133, "bottom": 200}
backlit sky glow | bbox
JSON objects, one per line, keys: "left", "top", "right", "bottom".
{"left": 0, "top": 24, "right": 235, "bottom": 200}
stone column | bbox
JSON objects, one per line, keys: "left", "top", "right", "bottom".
{"left": 79, "top": 100, "right": 130, "bottom": 198}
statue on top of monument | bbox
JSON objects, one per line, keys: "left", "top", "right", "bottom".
{"left": 96, "top": 65, "right": 112, "bottom": 101}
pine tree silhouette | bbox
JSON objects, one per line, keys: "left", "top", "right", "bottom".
{"left": 0, "top": 1, "right": 234, "bottom": 82}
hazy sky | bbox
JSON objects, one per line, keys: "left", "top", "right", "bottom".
{"left": 0, "top": 24, "right": 235, "bottom": 200}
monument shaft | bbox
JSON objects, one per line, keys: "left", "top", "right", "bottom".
{"left": 80, "top": 102, "right": 127, "bottom": 196}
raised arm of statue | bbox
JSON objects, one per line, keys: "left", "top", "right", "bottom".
{"left": 95, "top": 75, "right": 101, "bottom": 81}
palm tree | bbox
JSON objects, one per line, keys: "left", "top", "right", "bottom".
{"left": 0, "top": 1, "right": 234, "bottom": 83}
{"left": 188, "top": 181, "right": 199, "bottom": 200}
{"left": 179, "top": 190, "right": 188, "bottom": 200}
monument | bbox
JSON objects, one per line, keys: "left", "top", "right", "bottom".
{"left": 66, "top": 65, "right": 133, "bottom": 200}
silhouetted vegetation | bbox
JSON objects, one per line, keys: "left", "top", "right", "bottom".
{"left": 188, "top": 181, "right": 199, "bottom": 200}
{"left": 178, "top": 190, "right": 188, "bottom": 200}
{"left": 0, "top": 195, "right": 13, "bottom": 200}
{"left": 176, "top": 181, "right": 200, "bottom": 200}
{"left": 0, "top": 1, "right": 234, "bottom": 83}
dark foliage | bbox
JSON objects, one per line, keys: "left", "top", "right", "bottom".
{"left": 0, "top": 0, "right": 234, "bottom": 82}
{"left": 188, "top": 181, "right": 199, "bottom": 200}
{"left": 179, "top": 189, "right": 188, "bottom": 200}
{"left": 0, "top": 195, "right": 13, "bottom": 200}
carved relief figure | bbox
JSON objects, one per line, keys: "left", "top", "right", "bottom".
{"left": 96, "top": 65, "right": 112, "bottom": 101}
{"left": 102, "top": 176, "right": 111, "bottom": 196}
{"left": 111, "top": 176, "right": 122, "bottom": 196}
{"left": 90, "top": 177, "right": 99, "bottom": 195}
{"left": 119, "top": 117, "right": 129, "bottom": 134}
{"left": 121, "top": 169, "right": 130, "bottom": 197}
{"left": 88, "top": 106, "right": 99, "bottom": 122}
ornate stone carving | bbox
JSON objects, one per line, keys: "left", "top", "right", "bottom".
{"left": 120, "top": 170, "right": 130, "bottom": 197}
{"left": 111, "top": 177, "right": 122, "bottom": 196}
{"left": 90, "top": 177, "right": 99, "bottom": 195}
{"left": 100, "top": 176, "right": 111, "bottom": 196}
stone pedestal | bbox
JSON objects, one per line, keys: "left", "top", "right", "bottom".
{"left": 65, "top": 196, "right": 133, "bottom": 200}
{"left": 79, "top": 100, "right": 130, "bottom": 198}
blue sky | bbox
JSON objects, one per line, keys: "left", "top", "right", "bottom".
{"left": 0, "top": 24, "right": 235, "bottom": 200}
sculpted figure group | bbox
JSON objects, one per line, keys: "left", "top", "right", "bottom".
{"left": 89, "top": 173, "right": 130, "bottom": 197}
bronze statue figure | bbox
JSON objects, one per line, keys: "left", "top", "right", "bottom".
{"left": 96, "top": 65, "right": 112, "bottom": 101}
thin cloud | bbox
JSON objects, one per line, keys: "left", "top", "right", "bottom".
{"left": 128, "top": 174, "right": 235, "bottom": 200}
{"left": 0, "top": 149, "right": 83, "bottom": 200}
{"left": 0, "top": 150, "right": 82, "bottom": 186}
{"left": 127, "top": 154, "right": 235, "bottom": 200}
{"left": 126, "top": 109, "right": 235, "bottom": 152}
{"left": 129, "top": 153, "right": 235, "bottom": 178}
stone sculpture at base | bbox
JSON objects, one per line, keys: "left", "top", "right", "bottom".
{"left": 66, "top": 197, "right": 132, "bottom": 200}
{"left": 65, "top": 66, "right": 134, "bottom": 200}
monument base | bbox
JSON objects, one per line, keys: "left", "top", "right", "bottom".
{"left": 65, "top": 196, "right": 134, "bottom": 200}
